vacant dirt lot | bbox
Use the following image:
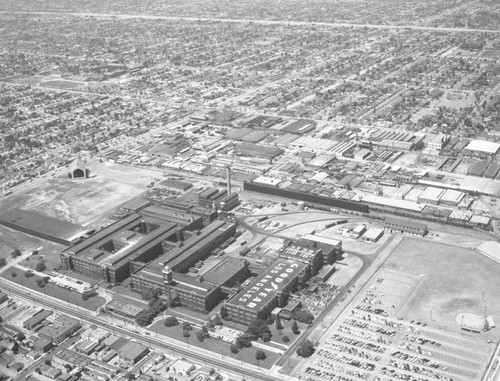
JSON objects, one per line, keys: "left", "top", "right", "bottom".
{"left": 0, "top": 161, "right": 161, "bottom": 229}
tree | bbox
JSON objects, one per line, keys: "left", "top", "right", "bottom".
{"left": 0, "top": 258, "right": 6, "bottom": 267}
{"left": 182, "top": 322, "right": 193, "bottom": 331}
{"left": 142, "top": 288, "right": 159, "bottom": 301}
{"left": 220, "top": 305, "right": 228, "bottom": 319}
{"left": 275, "top": 315, "right": 283, "bottom": 330}
{"left": 169, "top": 295, "right": 181, "bottom": 307}
{"left": 266, "top": 315, "right": 275, "bottom": 325}
{"left": 282, "top": 335, "right": 290, "bottom": 343}
{"left": 195, "top": 330, "right": 205, "bottom": 342}
{"left": 255, "top": 349, "right": 267, "bottom": 361}
{"left": 182, "top": 330, "right": 191, "bottom": 338}
{"left": 292, "top": 310, "right": 314, "bottom": 325}
{"left": 135, "top": 310, "right": 156, "bottom": 327}
{"left": 291, "top": 320, "right": 300, "bottom": 335}
{"left": 35, "top": 262, "right": 47, "bottom": 272}
{"left": 296, "top": 339, "right": 315, "bottom": 358}
{"left": 235, "top": 335, "right": 252, "bottom": 349}
{"left": 261, "top": 332, "right": 271, "bottom": 342}
{"left": 246, "top": 318, "right": 271, "bottom": 341}
{"left": 212, "top": 315, "right": 222, "bottom": 326}
{"left": 230, "top": 344, "right": 239, "bottom": 354}
{"left": 164, "top": 316, "right": 179, "bottom": 327}
{"left": 24, "top": 270, "right": 34, "bottom": 278}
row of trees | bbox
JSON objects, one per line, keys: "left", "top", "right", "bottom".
{"left": 135, "top": 288, "right": 169, "bottom": 327}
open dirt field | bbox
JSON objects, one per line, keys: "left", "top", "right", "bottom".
{"left": 0, "top": 161, "right": 161, "bottom": 229}
{"left": 384, "top": 237, "right": 500, "bottom": 341}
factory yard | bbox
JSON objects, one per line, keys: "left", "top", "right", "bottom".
{"left": 295, "top": 237, "right": 497, "bottom": 381}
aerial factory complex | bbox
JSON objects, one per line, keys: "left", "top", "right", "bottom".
{"left": 1, "top": 1, "right": 500, "bottom": 381}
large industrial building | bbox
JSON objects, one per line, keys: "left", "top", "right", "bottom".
{"left": 60, "top": 204, "right": 209, "bottom": 283}
{"left": 130, "top": 220, "right": 240, "bottom": 311}
{"left": 224, "top": 259, "right": 308, "bottom": 325}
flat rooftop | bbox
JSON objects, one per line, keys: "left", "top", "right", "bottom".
{"left": 203, "top": 257, "right": 248, "bottom": 286}
{"left": 228, "top": 259, "right": 307, "bottom": 312}
{"left": 465, "top": 140, "right": 500, "bottom": 155}
{"left": 280, "top": 245, "right": 320, "bottom": 262}
{"left": 106, "top": 299, "right": 144, "bottom": 318}
{"left": 301, "top": 234, "right": 341, "bottom": 247}
{"left": 0, "top": 208, "right": 84, "bottom": 244}
{"left": 64, "top": 213, "right": 178, "bottom": 268}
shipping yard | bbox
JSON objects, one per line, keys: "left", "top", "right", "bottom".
{"left": 1, "top": 1, "right": 500, "bottom": 381}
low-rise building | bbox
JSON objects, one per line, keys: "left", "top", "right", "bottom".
{"left": 384, "top": 217, "right": 427, "bottom": 236}
{"left": 363, "top": 228, "right": 384, "bottom": 243}
{"left": 118, "top": 341, "right": 149, "bottom": 364}
{"left": 38, "top": 315, "right": 81, "bottom": 344}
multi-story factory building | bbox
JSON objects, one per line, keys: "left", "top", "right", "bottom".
{"left": 224, "top": 259, "right": 307, "bottom": 325}
{"left": 60, "top": 206, "right": 203, "bottom": 283}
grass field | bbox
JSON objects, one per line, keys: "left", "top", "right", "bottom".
{"left": 151, "top": 319, "right": 280, "bottom": 369}
{"left": 0, "top": 225, "right": 47, "bottom": 259}
{"left": 1, "top": 266, "right": 106, "bottom": 311}
{"left": 384, "top": 237, "right": 500, "bottom": 340}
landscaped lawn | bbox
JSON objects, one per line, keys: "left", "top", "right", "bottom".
{"left": 151, "top": 318, "right": 280, "bottom": 369}
{"left": 1, "top": 266, "right": 106, "bottom": 311}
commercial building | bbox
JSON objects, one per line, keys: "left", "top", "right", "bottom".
{"left": 41, "top": 364, "right": 62, "bottom": 379}
{"left": 104, "top": 300, "right": 144, "bottom": 320}
{"left": 224, "top": 259, "right": 307, "bottom": 325}
{"left": 428, "top": 134, "right": 450, "bottom": 151}
{"left": 417, "top": 187, "right": 445, "bottom": 205}
{"left": 23, "top": 309, "right": 53, "bottom": 331}
{"left": 52, "top": 349, "right": 92, "bottom": 370}
{"left": 464, "top": 140, "right": 500, "bottom": 158}
{"left": 33, "top": 337, "right": 53, "bottom": 353}
{"left": 439, "top": 189, "right": 465, "bottom": 206}
{"left": 363, "top": 228, "right": 384, "bottom": 243}
{"left": 38, "top": 315, "right": 81, "bottom": 344}
{"left": 118, "top": 341, "right": 149, "bottom": 364}
{"left": 384, "top": 217, "right": 428, "bottom": 236}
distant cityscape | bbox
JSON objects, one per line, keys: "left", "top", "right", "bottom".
{"left": 1, "top": 2, "right": 500, "bottom": 381}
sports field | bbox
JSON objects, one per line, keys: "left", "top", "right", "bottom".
{"left": 384, "top": 237, "right": 500, "bottom": 341}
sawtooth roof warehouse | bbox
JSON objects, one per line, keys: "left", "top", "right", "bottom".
{"left": 225, "top": 259, "right": 307, "bottom": 325}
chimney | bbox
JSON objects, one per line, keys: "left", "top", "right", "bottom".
{"left": 226, "top": 165, "right": 232, "bottom": 195}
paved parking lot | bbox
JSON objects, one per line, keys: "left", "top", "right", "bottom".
{"left": 296, "top": 268, "right": 494, "bottom": 381}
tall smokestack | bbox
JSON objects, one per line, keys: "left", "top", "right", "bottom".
{"left": 226, "top": 165, "right": 232, "bottom": 195}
